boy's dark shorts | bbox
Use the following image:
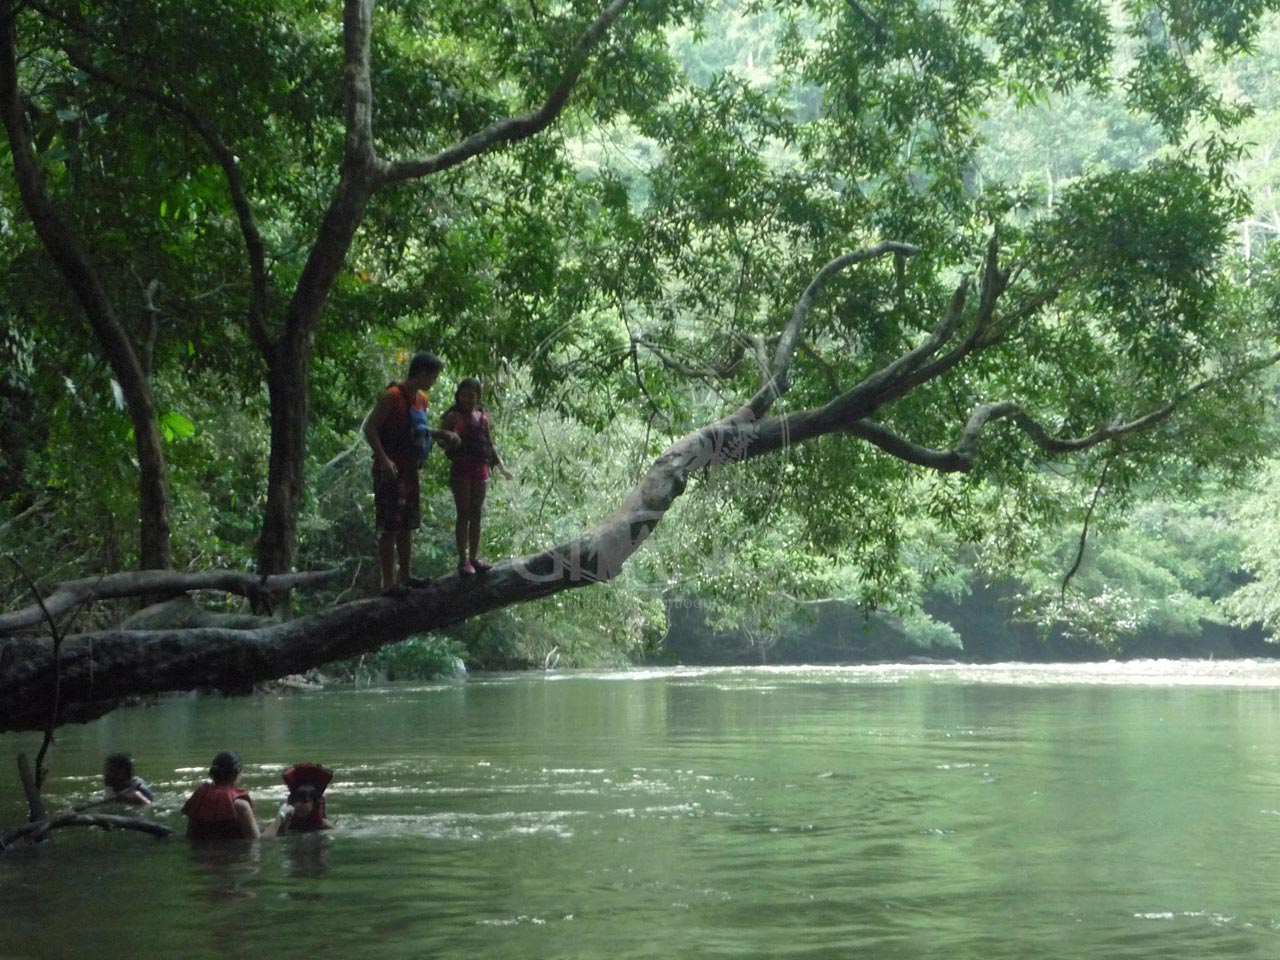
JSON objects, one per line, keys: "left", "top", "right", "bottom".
{"left": 373, "top": 462, "right": 421, "bottom": 535}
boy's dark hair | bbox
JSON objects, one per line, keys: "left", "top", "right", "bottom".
{"left": 105, "top": 752, "right": 134, "bottom": 777}
{"left": 408, "top": 352, "right": 443, "bottom": 378}
{"left": 210, "top": 750, "right": 242, "bottom": 784}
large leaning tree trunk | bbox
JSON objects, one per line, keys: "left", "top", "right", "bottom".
{"left": 0, "top": 1, "right": 172, "bottom": 571}
{"left": 3, "top": 236, "right": 1273, "bottom": 733}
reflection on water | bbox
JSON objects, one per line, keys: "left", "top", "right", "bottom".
{"left": 3, "top": 662, "right": 1280, "bottom": 958}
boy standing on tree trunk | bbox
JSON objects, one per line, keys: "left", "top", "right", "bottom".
{"left": 363, "top": 352, "right": 459, "bottom": 595}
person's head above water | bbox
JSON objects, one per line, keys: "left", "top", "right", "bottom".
{"left": 209, "top": 750, "right": 242, "bottom": 785}
{"left": 287, "top": 783, "right": 319, "bottom": 817}
{"left": 103, "top": 752, "right": 134, "bottom": 791}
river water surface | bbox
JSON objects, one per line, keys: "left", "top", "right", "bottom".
{"left": 4, "top": 661, "right": 1280, "bottom": 959}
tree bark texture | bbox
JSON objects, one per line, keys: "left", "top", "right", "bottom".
{"left": 0, "top": 570, "right": 338, "bottom": 634}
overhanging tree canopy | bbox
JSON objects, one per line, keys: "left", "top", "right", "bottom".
{"left": 3, "top": 0, "right": 1280, "bottom": 731}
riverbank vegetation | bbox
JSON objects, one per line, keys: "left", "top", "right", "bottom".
{"left": 5, "top": 1, "right": 1280, "bottom": 714}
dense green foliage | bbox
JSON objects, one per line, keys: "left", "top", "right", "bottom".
{"left": 5, "top": 0, "right": 1280, "bottom": 670}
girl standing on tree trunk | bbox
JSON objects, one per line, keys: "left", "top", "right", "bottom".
{"left": 440, "top": 378, "right": 512, "bottom": 575}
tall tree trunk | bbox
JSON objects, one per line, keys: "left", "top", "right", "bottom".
{"left": 0, "top": 1, "right": 171, "bottom": 570}
{"left": 255, "top": 340, "right": 310, "bottom": 578}
{"left": 254, "top": 172, "right": 373, "bottom": 578}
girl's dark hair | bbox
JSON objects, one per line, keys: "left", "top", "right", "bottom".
{"left": 454, "top": 377, "right": 482, "bottom": 403}
{"left": 408, "top": 352, "right": 443, "bottom": 378}
{"left": 105, "top": 752, "right": 134, "bottom": 777}
{"left": 210, "top": 750, "right": 242, "bottom": 784}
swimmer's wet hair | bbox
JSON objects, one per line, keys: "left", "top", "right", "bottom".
{"left": 210, "top": 750, "right": 242, "bottom": 784}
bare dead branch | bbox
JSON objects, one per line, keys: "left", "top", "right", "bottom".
{"left": 0, "top": 496, "right": 49, "bottom": 539}
{"left": 1, "top": 812, "right": 172, "bottom": 850}
{"left": 319, "top": 437, "right": 367, "bottom": 476}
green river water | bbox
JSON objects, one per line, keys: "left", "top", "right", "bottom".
{"left": 3, "top": 662, "right": 1280, "bottom": 959}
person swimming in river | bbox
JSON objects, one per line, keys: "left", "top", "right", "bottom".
{"left": 264, "top": 763, "right": 334, "bottom": 837}
{"left": 181, "top": 750, "right": 259, "bottom": 841}
{"left": 439, "top": 377, "right": 513, "bottom": 576}
{"left": 75, "top": 752, "right": 155, "bottom": 811}
{"left": 264, "top": 784, "right": 334, "bottom": 837}
{"left": 101, "top": 752, "right": 153, "bottom": 806}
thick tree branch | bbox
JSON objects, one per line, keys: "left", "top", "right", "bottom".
{"left": 273, "top": 0, "right": 380, "bottom": 354}
{"left": 865, "top": 235, "right": 1012, "bottom": 408}
{"left": 835, "top": 343, "right": 1280, "bottom": 474}
{"left": 737, "top": 240, "right": 920, "bottom": 421}
{"left": 879, "top": 287, "right": 1058, "bottom": 409}
{"left": 379, "top": 0, "right": 634, "bottom": 185}
{"left": 256, "top": 0, "right": 379, "bottom": 578}
{"left": 0, "top": 570, "right": 339, "bottom": 634}
{"left": 834, "top": 402, "right": 1183, "bottom": 474}
{"left": 832, "top": 277, "right": 971, "bottom": 416}
{"left": 343, "top": 0, "right": 377, "bottom": 170}
{"left": 842, "top": 419, "right": 968, "bottom": 470}
{"left": 845, "top": 0, "right": 887, "bottom": 39}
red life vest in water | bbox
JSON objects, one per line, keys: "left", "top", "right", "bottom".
{"left": 182, "top": 783, "right": 252, "bottom": 840}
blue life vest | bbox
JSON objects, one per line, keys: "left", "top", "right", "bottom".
{"left": 408, "top": 400, "right": 432, "bottom": 461}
